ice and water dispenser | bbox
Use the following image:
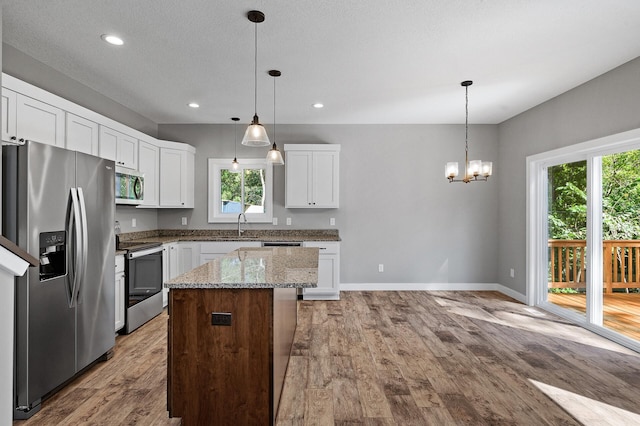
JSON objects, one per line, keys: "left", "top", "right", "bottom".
{"left": 39, "top": 231, "right": 66, "bottom": 281}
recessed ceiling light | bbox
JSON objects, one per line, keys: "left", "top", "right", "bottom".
{"left": 312, "top": 103, "right": 324, "bottom": 109}
{"left": 101, "top": 34, "right": 124, "bottom": 46}
{"left": 188, "top": 103, "right": 200, "bottom": 109}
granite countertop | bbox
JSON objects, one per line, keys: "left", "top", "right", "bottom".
{"left": 117, "top": 229, "right": 340, "bottom": 245}
{"left": 166, "top": 246, "right": 319, "bottom": 289}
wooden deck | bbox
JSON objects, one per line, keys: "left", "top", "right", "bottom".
{"left": 548, "top": 293, "right": 640, "bottom": 341}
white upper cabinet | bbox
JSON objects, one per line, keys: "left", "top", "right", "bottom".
{"left": 138, "top": 140, "right": 160, "bottom": 207}
{"left": 65, "top": 113, "right": 99, "bottom": 155}
{"left": 2, "top": 88, "right": 17, "bottom": 143}
{"left": 99, "top": 125, "right": 138, "bottom": 169}
{"left": 159, "top": 144, "right": 195, "bottom": 208}
{"left": 13, "top": 93, "right": 65, "bottom": 147}
{"left": 285, "top": 144, "right": 340, "bottom": 208}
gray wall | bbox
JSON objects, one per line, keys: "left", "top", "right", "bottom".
{"left": 497, "top": 56, "right": 640, "bottom": 295}
{"left": 158, "top": 123, "right": 500, "bottom": 284}
{"left": 2, "top": 43, "right": 158, "bottom": 137}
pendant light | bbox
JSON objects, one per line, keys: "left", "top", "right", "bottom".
{"left": 267, "top": 70, "right": 284, "bottom": 165}
{"left": 445, "top": 80, "right": 493, "bottom": 183}
{"left": 241, "top": 10, "right": 270, "bottom": 147}
{"left": 230, "top": 117, "right": 241, "bottom": 173}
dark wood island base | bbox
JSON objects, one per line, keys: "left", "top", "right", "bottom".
{"left": 165, "top": 247, "right": 319, "bottom": 425}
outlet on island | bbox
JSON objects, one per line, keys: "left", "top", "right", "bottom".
{"left": 211, "top": 312, "right": 232, "bottom": 326}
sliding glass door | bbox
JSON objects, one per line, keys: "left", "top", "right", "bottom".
{"left": 547, "top": 160, "right": 588, "bottom": 319}
{"left": 528, "top": 128, "right": 640, "bottom": 351}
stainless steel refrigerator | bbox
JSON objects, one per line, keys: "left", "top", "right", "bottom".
{"left": 2, "top": 141, "right": 115, "bottom": 419}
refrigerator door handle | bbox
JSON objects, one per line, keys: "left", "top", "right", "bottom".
{"left": 67, "top": 188, "right": 83, "bottom": 308}
{"left": 76, "top": 187, "right": 89, "bottom": 302}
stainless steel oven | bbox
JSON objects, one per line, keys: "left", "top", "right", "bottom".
{"left": 119, "top": 242, "right": 163, "bottom": 334}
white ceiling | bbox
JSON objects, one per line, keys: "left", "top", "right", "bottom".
{"left": 3, "top": 0, "right": 640, "bottom": 125}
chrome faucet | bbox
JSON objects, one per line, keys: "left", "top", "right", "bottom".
{"left": 237, "top": 213, "right": 247, "bottom": 237}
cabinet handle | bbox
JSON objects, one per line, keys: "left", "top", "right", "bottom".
{"left": 319, "top": 247, "right": 327, "bottom": 250}
{"left": 10, "top": 136, "right": 16, "bottom": 141}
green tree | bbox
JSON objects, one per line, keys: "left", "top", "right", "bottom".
{"left": 548, "top": 150, "right": 640, "bottom": 240}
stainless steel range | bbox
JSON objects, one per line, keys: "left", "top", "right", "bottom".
{"left": 117, "top": 241, "right": 163, "bottom": 334}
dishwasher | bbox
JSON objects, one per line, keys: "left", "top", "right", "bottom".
{"left": 261, "top": 241, "right": 302, "bottom": 247}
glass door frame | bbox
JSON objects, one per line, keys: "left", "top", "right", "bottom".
{"left": 526, "top": 128, "right": 640, "bottom": 352}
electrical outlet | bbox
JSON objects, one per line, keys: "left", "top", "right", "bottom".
{"left": 330, "top": 218, "right": 336, "bottom": 226}
{"left": 211, "top": 312, "right": 232, "bottom": 326}
{"left": 181, "top": 217, "right": 187, "bottom": 225}
{"left": 131, "top": 218, "right": 136, "bottom": 228}
{"left": 510, "top": 268, "right": 515, "bottom": 278}
{"left": 286, "top": 217, "right": 292, "bottom": 226}
{"left": 378, "top": 264, "right": 384, "bottom": 272}
{"left": 272, "top": 217, "right": 278, "bottom": 226}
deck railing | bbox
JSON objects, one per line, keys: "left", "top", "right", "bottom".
{"left": 548, "top": 239, "right": 640, "bottom": 292}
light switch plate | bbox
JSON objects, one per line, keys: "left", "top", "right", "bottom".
{"left": 181, "top": 217, "right": 187, "bottom": 225}
{"left": 131, "top": 218, "right": 136, "bottom": 228}
{"left": 286, "top": 217, "right": 292, "bottom": 226}
{"left": 272, "top": 217, "right": 278, "bottom": 226}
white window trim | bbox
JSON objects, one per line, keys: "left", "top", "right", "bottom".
{"left": 526, "top": 127, "right": 640, "bottom": 352}
{"left": 207, "top": 158, "right": 273, "bottom": 223}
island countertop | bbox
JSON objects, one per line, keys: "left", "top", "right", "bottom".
{"left": 165, "top": 246, "right": 319, "bottom": 289}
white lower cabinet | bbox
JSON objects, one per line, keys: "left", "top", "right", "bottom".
{"left": 162, "top": 242, "right": 179, "bottom": 307}
{"left": 115, "top": 255, "right": 125, "bottom": 332}
{"left": 177, "top": 242, "right": 200, "bottom": 275}
{"left": 198, "top": 241, "right": 262, "bottom": 265}
{"left": 302, "top": 241, "right": 340, "bottom": 300}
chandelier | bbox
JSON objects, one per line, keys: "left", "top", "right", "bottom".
{"left": 445, "top": 80, "right": 492, "bottom": 183}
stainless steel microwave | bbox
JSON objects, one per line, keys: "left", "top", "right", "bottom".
{"left": 115, "top": 167, "right": 144, "bottom": 205}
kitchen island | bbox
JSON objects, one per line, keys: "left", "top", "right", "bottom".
{"left": 165, "top": 246, "right": 319, "bottom": 426}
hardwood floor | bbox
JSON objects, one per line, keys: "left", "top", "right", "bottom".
{"left": 14, "top": 291, "right": 640, "bottom": 425}
{"left": 278, "top": 291, "right": 640, "bottom": 425}
{"left": 14, "top": 312, "right": 179, "bottom": 426}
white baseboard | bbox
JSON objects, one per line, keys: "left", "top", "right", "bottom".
{"left": 340, "top": 282, "right": 527, "bottom": 304}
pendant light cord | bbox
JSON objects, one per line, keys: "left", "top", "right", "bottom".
{"left": 273, "top": 75, "right": 276, "bottom": 145}
{"left": 234, "top": 120, "right": 238, "bottom": 158}
{"left": 465, "top": 84, "right": 469, "bottom": 155}
{"left": 254, "top": 21, "right": 258, "bottom": 117}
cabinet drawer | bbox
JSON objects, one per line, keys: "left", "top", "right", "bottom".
{"left": 303, "top": 241, "right": 339, "bottom": 254}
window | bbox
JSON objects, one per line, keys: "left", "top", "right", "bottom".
{"left": 208, "top": 158, "right": 273, "bottom": 223}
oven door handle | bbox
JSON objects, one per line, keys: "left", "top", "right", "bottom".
{"left": 127, "top": 246, "right": 163, "bottom": 259}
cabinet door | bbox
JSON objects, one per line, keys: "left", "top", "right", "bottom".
{"left": 66, "top": 113, "right": 99, "bottom": 155}
{"left": 138, "top": 140, "right": 160, "bottom": 207}
{"left": 313, "top": 151, "right": 339, "bottom": 208}
{"left": 115, "top": 256, "right": 125, "bottom": 331}
{"left": 16, "top": 94, "right": 65, "bottom": 147}
{"left": 117, "top": 134, "right": 138, "bottom": 169}
{"left": 168, "top": 243, "right": 179, "bottom": 279}
{"left": 2, "top": 88, "right": 17, "bottom": 143}
{"left": 162, "top": 245, "right": 170, "bottom": 307}
{"left": 99, "top": 126, "right": 118, "bottom": 161}
{"left": 177, "top": 242, "right": 200, "bottom": 275}
{"left": 285, "top": 151, "right": 312, "bottom": 207}
{"left": 160, "top": 148, "right": 187, "bottom": 207}
{"left": 302, "top": 241, "right": 340, "bottom": 300}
